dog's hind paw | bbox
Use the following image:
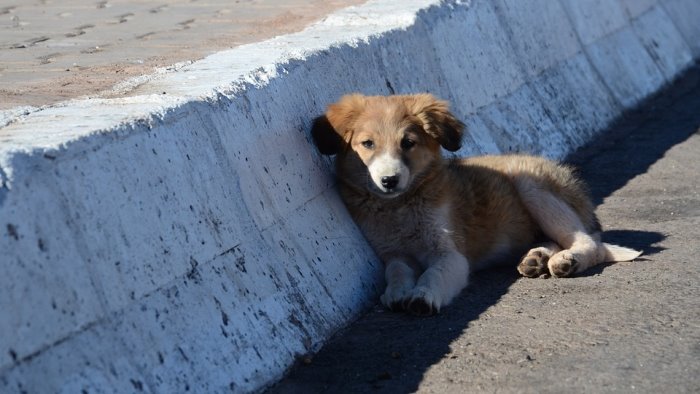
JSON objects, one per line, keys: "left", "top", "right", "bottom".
{"left": 548, "top": 251, "right": 579, "bottom": 278}
{"left": 517, "top": 250, "right": 550, "bottom": 278}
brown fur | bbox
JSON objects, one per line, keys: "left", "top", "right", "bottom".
{"left": 312, "top": 93, "right": 641, "bottom": 315}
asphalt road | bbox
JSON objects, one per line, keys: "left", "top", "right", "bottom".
{"left": 269, "top": 66, "right": 700, "bottom": 393}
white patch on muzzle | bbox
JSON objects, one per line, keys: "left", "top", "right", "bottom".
{"left": 367, "top": 152, "right": 410, "bottom": 195}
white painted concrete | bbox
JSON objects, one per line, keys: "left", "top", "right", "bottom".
{"left": 1, "top": 0, "right": 698, "bottom": 392}
{"left": 661, "top": 0, "right": 700, "bottom": 57}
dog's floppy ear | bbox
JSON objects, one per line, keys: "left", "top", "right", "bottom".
{"left": 404, "top": 94, "right": 464, "bottom": 152}
{"left": 311, "top": 94, "right": 367, "bottom": 155}
{"left": 311, "top": 115, "right": 343, "bottom": 155}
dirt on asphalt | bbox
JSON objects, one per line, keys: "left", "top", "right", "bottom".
{"left": 268, "top": 66, "right": 700, "bottom": 393}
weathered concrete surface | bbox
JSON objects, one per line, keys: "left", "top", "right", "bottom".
{"left": 1, "top": 0, "right": 699, "bottom": 392}
{"left": 269, "top": 65, "right": 700, "bottom": 394}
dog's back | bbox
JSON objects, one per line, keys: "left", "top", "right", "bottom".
{"left": 457, "top": 154, "right": 600, "bottom": 233}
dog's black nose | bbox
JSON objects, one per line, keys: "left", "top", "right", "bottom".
{"left": 381, "top": 175, "right": 399, "bottom": 190}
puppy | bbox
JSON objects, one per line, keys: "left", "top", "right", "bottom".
{"left": 311, "top": 93, "right": 641, "bottom": 316}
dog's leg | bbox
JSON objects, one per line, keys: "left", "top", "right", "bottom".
{"left": 380, "top": 258, "right": 417, "bottom": 311}
{"left": 405, "top": 250, "right": 469, "bottom": 316}
{"left": 517, "top": 242, "right": 562, "bottom": 278}
{"left": 514, "top": 177, "right": 600, "bottom": 277}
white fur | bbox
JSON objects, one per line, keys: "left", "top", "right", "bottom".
{"left": 514, "top": 177, "right": 598, "bottom": 273}
{"left": 382, "top": 204, "right": 470, "bottom": 312}
{"left": 514, "top": 176, "right": 641, "bottom": 276}
{"left": 603, "top": 243, "right": 642, "bottom": 262}
{"left": 380, "top": 258, "right": 417, "bottom": 308}
{"left": 410, "top": 248, "right": 470, "bottom": 312}
{"left": 367, "top": 152, "right": 409, "bottom": 193}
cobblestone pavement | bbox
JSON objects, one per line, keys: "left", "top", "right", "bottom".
{"left": 0, "top": 0, "right": 364, "bottom": 109}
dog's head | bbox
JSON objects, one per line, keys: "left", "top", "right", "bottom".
{"left": 312, "top": 94, "right": 464, "bottom": 198}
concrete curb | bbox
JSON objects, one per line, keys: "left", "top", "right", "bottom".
{"left": 1, "top": 0, "right": 698, "bottom": 392}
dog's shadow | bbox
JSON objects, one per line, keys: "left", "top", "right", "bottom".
{"left": 270, "top": 67, "right": 700, "bottom": 394}
{"left": 602, "top": 229, "right": 666, "bottom": 256}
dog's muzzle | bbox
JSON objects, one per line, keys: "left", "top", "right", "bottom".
{"left": 368, "top": 153, "right": 409, "bottom": 197}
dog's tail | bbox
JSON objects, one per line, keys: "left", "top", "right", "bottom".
{"left": 601, "top": 243, "right": 642, "bottom": 263}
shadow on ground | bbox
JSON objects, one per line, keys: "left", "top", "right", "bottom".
{"left": 602, "top": 229, "right": 666, "bottom": 256}
{"left": 270, "top": 265, "right": 519, "bottom": 394}
{"left": 268, "top": 65, "right": 700, "bottom": 394}
{"left": 567, "top": 65, "right": 700, "bottom": 207}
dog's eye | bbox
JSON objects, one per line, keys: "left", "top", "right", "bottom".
{"left": 401, "top": 138, "right": 416, "bottom": 150}
{"left": 361, "top": 140, "right": 374, "bottom": 149}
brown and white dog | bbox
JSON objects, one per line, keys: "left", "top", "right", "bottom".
{"left": 311, "top": 93, "right": 641, "bottom": 316}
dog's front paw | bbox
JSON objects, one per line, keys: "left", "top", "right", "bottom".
{"left": 380, "top": 284, "right": 414, "bottom": 312}
{"left": 548, "top": 251, "right": 578, "bottom": 278}
{"left": 404, "top": 287, "right": 441, "bottom": 316}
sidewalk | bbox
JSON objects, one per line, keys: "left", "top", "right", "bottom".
{"left": 0, "top": 0, "right": 363, "bottom": 109}
{"left": 269, "top": 67, "right": 700, "bottom": 393}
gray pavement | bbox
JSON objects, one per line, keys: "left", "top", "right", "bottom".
{"left": 0, "top": 0, "right": 363, "bottom": 109}
{"left": 269, "top": 66, "right": 700, "bottom": 393}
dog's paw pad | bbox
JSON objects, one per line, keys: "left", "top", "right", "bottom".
{"left": 549, "top": 252, "right": 578, "bottom": 278}
{"left": 518, "top": 252, "right": 549, "bottom": 278}
{"left": 407, "top": 297, "right": 434, "bottom": 316}
{"left": 404, "top": 287, "right": 440, "bottom": 316}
